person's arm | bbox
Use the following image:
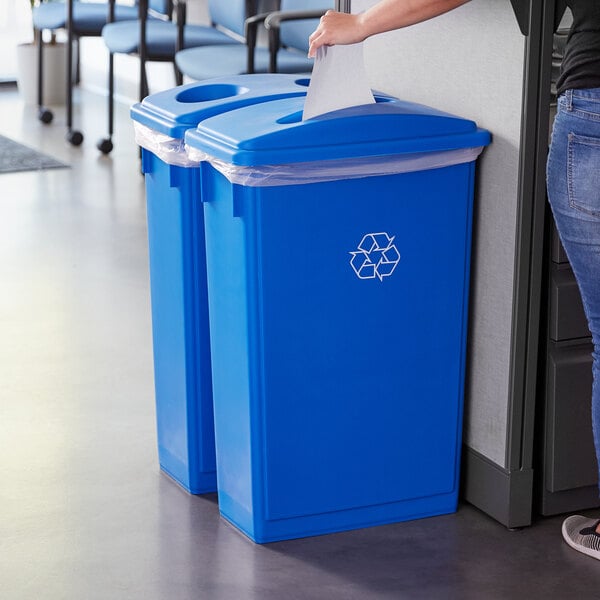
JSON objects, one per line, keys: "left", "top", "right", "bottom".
{"left": 308, "top": 0, "right": 471, "bottom": 57}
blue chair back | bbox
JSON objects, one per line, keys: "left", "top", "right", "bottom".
{"left": 208, "top": 0, "right": 255, "bottom": 38}
{"left": 280, "top": 0, "right": 332, "bottom": 52}
{"left": 148, "top": 0, "right": 171, "bottom": 15}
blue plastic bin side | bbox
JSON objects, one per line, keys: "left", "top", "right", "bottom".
{"left": 132, "top": 76, "right": 313, "bottom": 495}
{"left": 143, "top": 150, "right": 216, "bottom": 494}
{"left": 200, "top": 157, "right": 478, "bottom": 543}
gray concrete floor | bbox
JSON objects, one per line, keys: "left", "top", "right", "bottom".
{"left": 2, "top": 85, "right": 600, "bottom": 600}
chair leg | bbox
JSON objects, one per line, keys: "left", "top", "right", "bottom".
{"left": 65, "top": 2, "right": 83, "bottom": 147}
{"left": 36, "top": 30, "right": 53, "bottom": 124}
{"left": 37, "top": 29, "right": 43, "bottom": 107}
{"left": 136, "top": 58, "right": 149, "bottom": 163}
{"left": 140, "top": 58, "right": 149, "bottom": 100}
{"left": 174, "top": 61, "right": 183, "bottom": 87}
{"left": 96, "top": 52, "right": 114, "bottom": 154}
{"left": 75, "top": 37, "right": 81, "bottom": 85}
{"left": 109, "top": 52, "right": 114, "bottom": 137}
{"left": 137, "top": 60, "right": 151, "bottom": 162}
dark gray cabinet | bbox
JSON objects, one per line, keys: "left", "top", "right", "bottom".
{"left": 539, "top": 226, "right": 598, "bottom": 512}
{"left": 545, "top": 343, "right": 595, "bottom": 494}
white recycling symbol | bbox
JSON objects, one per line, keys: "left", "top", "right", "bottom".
{"left": 349, "top": 232, "right": 400, "bottom": 281}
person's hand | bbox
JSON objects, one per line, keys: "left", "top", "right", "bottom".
{"left": 308, "top": 10, "right": 367, "bottom": 58}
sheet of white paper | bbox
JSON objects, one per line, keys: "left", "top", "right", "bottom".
{"left": 303, "top": 43, "right": 375, "bottom": 121}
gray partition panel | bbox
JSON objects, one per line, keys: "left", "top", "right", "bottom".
{"left": 351, "top": 0, "right": 555, "bottom": 527}
{"left": 355, "top": 0, "right": 523, "bottom": 468}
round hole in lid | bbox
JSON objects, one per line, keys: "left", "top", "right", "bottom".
{"left": 276, "top": 111, "right": 303, "bottom": 124}
{"left": 176, "top": 84, "right": 249, "bottom": 103}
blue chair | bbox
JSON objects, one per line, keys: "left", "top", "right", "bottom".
{"left": 32, "top": 0, "right": 139, "bottom": 145}
{"left": 98, "top": 0, "right": 257, "bottom": 154}
{"left": 175, "top": 0, "right": 329, "bottom": 81}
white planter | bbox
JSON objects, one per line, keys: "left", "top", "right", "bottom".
{"left": 16, "top": 41, "right": 68, "bottom": 106}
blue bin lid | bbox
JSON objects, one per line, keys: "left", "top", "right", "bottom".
{"left": 130, "top": 74, "right": 311, "bottom": 139}
{"left": 185, "top": 96, "right": 491, "bottom": 166}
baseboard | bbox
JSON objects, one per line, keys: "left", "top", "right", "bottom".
{"left": 538, "top": 484, "right": 600, "bottom": 517}
{"left": 462, "top": 445, "right": 534, "bottom": 528}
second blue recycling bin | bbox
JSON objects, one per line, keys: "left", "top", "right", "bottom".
{"left": 185, "top": 95, "right": 490, "bottom": 542}
{"left": 131, "top": 75, "right": 310, "bottom": 493}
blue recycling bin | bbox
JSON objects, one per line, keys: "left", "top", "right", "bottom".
{"left": 130, "top": 75, "right": 310, "bottom": 494}
{"left": 185, "top": 95, "right": 490, "bottom": 541}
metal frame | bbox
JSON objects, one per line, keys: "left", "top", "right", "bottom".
{"left": 335, "top": 0, "right": 350, "bottom": 14}
{"left": 36, "top": 0, "right": 83, "bottom": 143}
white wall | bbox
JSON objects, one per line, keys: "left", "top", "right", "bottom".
{"left": 0, "top": 0, "right": 36, "bottom": 80}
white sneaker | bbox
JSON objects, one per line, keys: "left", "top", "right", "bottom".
{"left": 562, "top": 515, "right": 600, "bottom": 561}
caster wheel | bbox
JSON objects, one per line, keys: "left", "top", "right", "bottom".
{"left": 38, "top": 108, "right": 53, "bottom": 124}
{"left": 66, "top": 130, "right": 84, "bottom": 146}
{"left": 97, "top": 138, "right": 113, "bottom": 155}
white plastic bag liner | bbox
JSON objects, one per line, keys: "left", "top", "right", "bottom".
{"left": 134, "top": 120, "right": 484, "bottom": 183}
{"left": 133, "top": 121, "right": 200, "bottom": 168}
{"left": 184, "top": 145, "right": 485, "bottom": 187}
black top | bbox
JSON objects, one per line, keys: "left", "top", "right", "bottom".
{"left": 556, "top": 1, "right": 600, "bottom": 95}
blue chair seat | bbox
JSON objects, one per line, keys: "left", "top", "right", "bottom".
{"left": 33, "top": 2, "right": 139, "bottom": 36}
{"left": 102, "top": 20, "right": 240, "bottom": 60}
{"left": 97, "top": 0, "right": 258, "bottom": 153}
{"left": 175, "top": 45, "right": 313, "bottom": 81}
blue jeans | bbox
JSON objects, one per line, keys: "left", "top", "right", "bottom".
{"left": 547, "top": 87, "right": 600, "bottom": 486}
